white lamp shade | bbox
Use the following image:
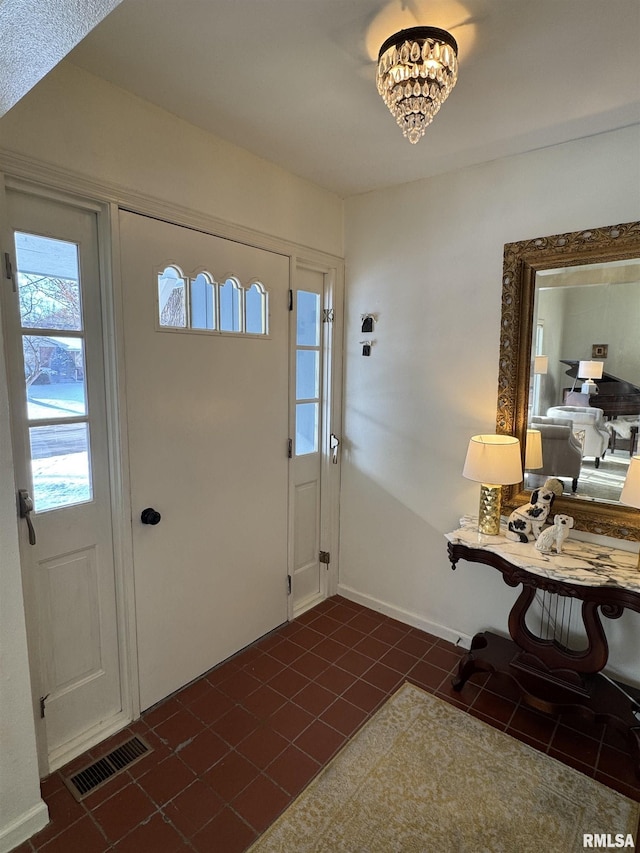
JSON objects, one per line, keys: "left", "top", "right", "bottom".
{"left": 525, "top": 429, "right": 543, "bottom": 470}
{"left": 463, "top": 435, "right": 522, "bottom": 485}
{"left": 621, "top": 456, "right": 640, "bottom": 509}
{"left": 578, "top": 360, "right": 604, "bottom": 380}
{"left": 534, "top": 356, "right": 548, "bottom": 375}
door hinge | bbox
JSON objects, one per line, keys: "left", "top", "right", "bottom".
{"left": 322, "top": 308, "right": 334, "bottom": 324}
{"left": 287, "top": 438, "right": 293, "bottom": 458}
{"left": 287, "top": 575, "right": 292, "bottom": 595}
{"left": 288, "top": 289, "right": 293, "bottom": 311}
{"left": 319, "top": 550, "right": 330, "bottom": 565}
{"left": 40, "top": 694, "right": 49, "bottom": 719}
{"left": 4, "top": 253, "right": 16, "bottom": 291}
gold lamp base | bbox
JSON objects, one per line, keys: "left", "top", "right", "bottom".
{"left": 478, "top": 484, "right": 502, "bottom": 536}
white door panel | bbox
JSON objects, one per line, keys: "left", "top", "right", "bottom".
{"left": 119, "top": 212, "right": 289, "bottom": 710}
{"left": 3, "top": 189, "right": 121, "bottom": 770}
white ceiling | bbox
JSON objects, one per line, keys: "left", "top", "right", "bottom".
{"left": 68, "top": 0, "right": 640, "bottom": 198}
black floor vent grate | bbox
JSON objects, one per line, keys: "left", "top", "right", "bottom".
{"left": 62, "top": 735, "right": 152, "bottom": 801}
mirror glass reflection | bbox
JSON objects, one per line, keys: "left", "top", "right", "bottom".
{"left": 525, "top": 257, "right": 640, "bottom": 504}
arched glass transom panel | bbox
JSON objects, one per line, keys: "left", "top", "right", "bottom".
{"left": 219, "top": 277, "right": 243, "bottom": 333}
{"left": 156, "top": 264, "right": 270, "bottom": 338}
{"left": 246, "top": 281, "right": 267, "bottom": 335}
{"left": 190, "top": 272, "right": 216, "bottom": 330}
{"left": 158, "top": 265, "right": 186, "bottom": 328}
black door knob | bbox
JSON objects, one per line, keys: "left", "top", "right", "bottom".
{"left": 141, "top": 507, "right": 161, "bottom": 525}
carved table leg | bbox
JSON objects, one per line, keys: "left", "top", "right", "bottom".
{"left": 452, "top": 632, "right": 491, "bottom": 691}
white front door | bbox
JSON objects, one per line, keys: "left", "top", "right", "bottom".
{"left": 119, "top": 211, "right": 290, "bottom": 711}
{"left": 2, "top": 188, "right": 122, "bottom": 772}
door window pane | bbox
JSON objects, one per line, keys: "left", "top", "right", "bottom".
{"left": 158, "top": 266, "right": 186, "bottom": 328}
{"left": 190, "top": 273, "right": 216, "bottom": 330}
{"left": 15, "top": 233, "right": 82, "bottom": 331}
{"left": 297, "top": 291, "right": 320, "bottom": 346}
{"left": 246, "top": 283, "right": 266, "bottom": 334}
{"left": 296, "top": 350, "right": 319, "bottom": 400}
{"left": 30, "top": 422, "right": 92, "bottom": 511}
{"left": 220, "top": 278, "right": 243, "bottom": 332}
{"left": 296, "top": 402, "right": 319, "bottom": 456}
{"left": 24, "top": 336, "right": 87, "bottom": 420}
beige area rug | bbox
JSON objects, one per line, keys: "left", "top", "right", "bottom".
{"left": 249, "top": 682, "right": 639, "bottom": 853}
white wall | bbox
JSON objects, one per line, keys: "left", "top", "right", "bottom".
{"left": 0, "top": 60, "right": 343, "bottom": 850}
{"left": 559, "top": 282, "right": 640, "bottom": 385}
{"left": 0, "top": 62, "right": 343, "bottom": 258}
{"left": 341, "top": 125, "right": 640, "bottom": 682}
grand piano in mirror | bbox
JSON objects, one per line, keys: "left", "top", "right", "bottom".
{"left": 498, "top": 220, "right": 640, "bottom": 541}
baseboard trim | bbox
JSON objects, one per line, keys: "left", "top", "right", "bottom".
{"left": 337, "top": 584, "right": 472, "bottom": 651}
{"left": 48, "top": 709, "right": 132, "bottom": 773}
{"left": 293, "top": 592, "right": 325, "bottom": 620}
{"left": 0, "top": 800, "right": 49, "bottom": 853}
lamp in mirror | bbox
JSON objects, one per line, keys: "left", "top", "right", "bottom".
{"left": 525, "top": 429, "right": 543, "bottom": 471}
{"left": 534, "top": 356, "right": 549, "bottom": 375}
{"left": 620, "top": 455, "right": 640, "bottom": 568}
{"left": 578, "top": 360, "right": 604, "bottom": 395}
{"left": 463, "top": 435, "right": 522, "bottom": 536}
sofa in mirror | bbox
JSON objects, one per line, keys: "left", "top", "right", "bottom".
{"left": 497, "top": 220, "right": 640, "bottom": 540}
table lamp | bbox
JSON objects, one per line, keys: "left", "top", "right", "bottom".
{"left": 620, "top": 455, "right": 640, "bottom": 569}
{"left": 463, "top": 435, "right": 522, "bottom": 535}
{"left": 578, "top": 360, "right": 603, "bottom": 395}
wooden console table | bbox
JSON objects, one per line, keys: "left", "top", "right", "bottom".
{"left": 446, "top": 516, "right": 640, "bottom": 774}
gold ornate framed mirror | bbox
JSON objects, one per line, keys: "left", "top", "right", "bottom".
{"left": 498, "top": 220, "right": 640, "bottom": 540}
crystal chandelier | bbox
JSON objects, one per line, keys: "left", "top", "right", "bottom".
{"left": 376, "top": 26, "right": 458, "bottom": 144}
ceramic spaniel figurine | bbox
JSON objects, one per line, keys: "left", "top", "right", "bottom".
{"left": 505, "top": 478, "right": 564, "bottom": 543}
{"left": 535, "top": 514, "right": 574, "bottom": 554}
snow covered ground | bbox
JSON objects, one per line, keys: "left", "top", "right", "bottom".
{"left": 32, "top": 451, "right": 91, "bottom": 512}
{"left": 27, "top": 382, "right": 91, "bottom": 511}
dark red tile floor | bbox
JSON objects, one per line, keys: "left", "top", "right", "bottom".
{"left": 16, "top": 595, "right": 640, "bottom": 852}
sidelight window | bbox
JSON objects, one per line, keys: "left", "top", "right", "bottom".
{"left": 295, "top": 290, "right": 321, "bottom": 455}
{"left": 15, "top": 232, "right": 93, "bottom": 511}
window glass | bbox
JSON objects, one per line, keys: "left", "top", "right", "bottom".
{"left": 30, "top": 422, "right": 92, "bottom": 511}
{"left": 24, "top": 336, "right": 86, "bottom": 420}
{"left": 158, "top": 266, "right": 186, "bottom": 328}
{"left": 190, "top": 273, "right": 216, "bottom": 330}
{"left": 296, "top": 291, "right": 320, "bottom": 346}
{"left": 296, "top": 402, "right": 319, "bottom": 456}
{"left": 15, "top": 232, "right": 82, "bottom": 331}
{"left": 15, "top": 230, "right": 94, "bottom": 512}
{"left": 246, "top": 282, "right": 266, "bottom": 334}
{"left": 296, "top": 350, "right": 319, "bottom": 400}
{"left": 220, "top": 278, "right": 243, "bottom": 332}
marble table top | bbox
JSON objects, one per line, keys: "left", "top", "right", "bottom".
{"left": 446, "top": 516, "right": 640, "bottom": 593}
